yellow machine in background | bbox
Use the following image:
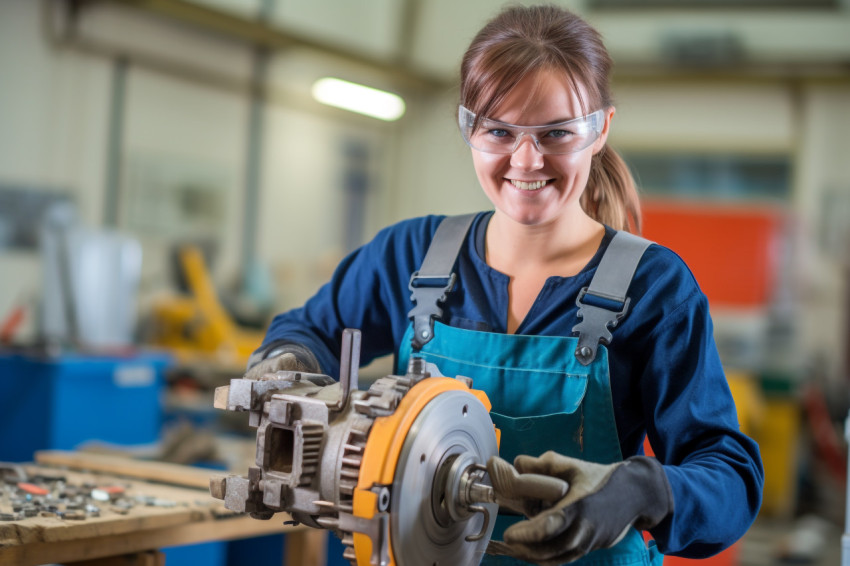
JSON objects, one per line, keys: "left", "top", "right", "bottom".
{"left": 147, "top": 245, "right": 265, "bottom": 372}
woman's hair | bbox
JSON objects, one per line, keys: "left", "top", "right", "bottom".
{"left": 460, "top": 4, "right": 641, "bottom": 233}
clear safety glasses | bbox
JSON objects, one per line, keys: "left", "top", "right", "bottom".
{"left": 458, "top": 105, "right": 605, "bottom": 155}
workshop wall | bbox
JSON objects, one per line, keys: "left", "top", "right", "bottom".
{"left": 0, "top": 1, "right": 112, "bottom": 340}
{"left": 121, "top": 67, "right": 250, "bottom": 296}
{"left": 0, "top": 0, "right": 407, "bottom": 339}
{"left": 795, "top": 83, "right": 850, "bottom": 378}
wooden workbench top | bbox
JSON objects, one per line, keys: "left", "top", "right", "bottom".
{"left": 0, "top": 451, "right": 323, "bottom": 566}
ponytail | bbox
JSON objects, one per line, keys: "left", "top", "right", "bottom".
{"left": 582, "top": 145, "right": 642, "bottom": 234}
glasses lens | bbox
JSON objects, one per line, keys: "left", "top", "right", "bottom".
{"left": 458, "top": 106, "right": 482, "bottom": 148}
{"left": 458, "top": 106, "right": 603, "bottom": 155}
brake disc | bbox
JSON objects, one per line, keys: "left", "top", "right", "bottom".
{"left": 391, "top": 388, "right": 498, "bottom": 566}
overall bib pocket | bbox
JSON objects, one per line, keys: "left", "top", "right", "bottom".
{"left": 490, "top": 411, "right": 588, "bottom": 464}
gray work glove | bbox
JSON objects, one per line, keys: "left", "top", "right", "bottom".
{"left": 244, "top": 343, "right": 320, "bottom": 380}
{"left": 486, "top": 451, "right": 673, "bottom": 565}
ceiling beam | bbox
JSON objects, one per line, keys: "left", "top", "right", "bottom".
{"left": 98, "top": 0, "right": 450, "bottom": 90}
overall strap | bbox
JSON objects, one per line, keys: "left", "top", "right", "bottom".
{"left": 572, "top": 230, "right": 652, "bottom": 366}
{"left": 408, "top": 214, "right": 477, "bottom": 350}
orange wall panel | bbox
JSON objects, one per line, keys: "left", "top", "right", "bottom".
{"left": 641, "top": 201, "right": 785, "bottom": 308}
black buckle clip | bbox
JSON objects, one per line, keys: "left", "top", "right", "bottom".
{"left": 407, "top": 271, "right": 457, "bottom": 349}
{"left": 572, "top": 287, "right": 631, "bottom": 366}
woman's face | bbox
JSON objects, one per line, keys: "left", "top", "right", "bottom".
{"left": 470, "top": 69, "right": 613, "bottom": 228}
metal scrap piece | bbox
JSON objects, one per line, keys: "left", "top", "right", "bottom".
{"left": 62, "top": 510, "right": 87, "bottom": 520}
{"left": 0, "top": 463, "right": 27, "bottom": 484}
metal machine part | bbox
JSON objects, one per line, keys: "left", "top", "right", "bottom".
{"left": 390, "top": 388, "right": 497, "bottom": 566}
{"left": 210, "top": 329, "right": 500, "bottom": 565}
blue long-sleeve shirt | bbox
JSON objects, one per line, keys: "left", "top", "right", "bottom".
{"left": 258, "top": 211, "right": 763, "bottom": 558}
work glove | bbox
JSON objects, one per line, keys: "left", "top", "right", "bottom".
{"left": 486, "top": 451, "right": 673, "bottom": 565}
{"left": 244, "top": 342, "right": 320, "bottom": 380}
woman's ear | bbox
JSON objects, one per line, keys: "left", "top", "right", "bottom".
{"left": 592, "top": 106, "right": 616, "bottom": 154}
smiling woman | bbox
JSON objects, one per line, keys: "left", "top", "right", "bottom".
{"left": 459, "top": 10, "right": 639, "bottom": 236}
{"left": 250, "top": 5, "right": 764, "bottom": 566}
{"left": 463, "top": 69, "right": 614, "bottom": 234}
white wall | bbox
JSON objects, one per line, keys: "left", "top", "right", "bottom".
{"left": 795, "top": 82, "right": 850, "bottom": 378}
{"left": 611, "top": 80, "right": 794, "bottom": 153}
{"left": 0, "top": 1, "right": 412, "bottom": 341}
{"left": 121, "top": 67, "right": 250, "bottom": 290}
{"left": 0, "top": 1, "right": 112, "bottom": 338}
{"left": 389, "top": 90, "right": 490, "bottom": 221}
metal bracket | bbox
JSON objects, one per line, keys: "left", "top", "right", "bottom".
{"left": 572, "top": 287, "right": 631, "bottom": 366}
{"left": 330, "top": 328, "right": 361, "bottom": 411}
{"left": 337, "top": 510, "right": 391, "bottom": 566}
{"left": 407, "top": 271, "right": 457, "bottom": 350}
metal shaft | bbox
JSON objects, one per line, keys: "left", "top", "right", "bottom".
{"left": 462, "top": 469, "right": 569, "bottom": 508}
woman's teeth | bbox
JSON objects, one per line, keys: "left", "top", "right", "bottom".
{"left": 510, "top": 179, "right": 547, "bottom": 191}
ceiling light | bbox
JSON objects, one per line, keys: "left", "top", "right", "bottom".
{"left": 311, "top": 77, "right": 405, "bottom": 122}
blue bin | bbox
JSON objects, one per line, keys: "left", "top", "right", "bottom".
{"left": 0, "top": 351, "right": 170, "bottom": 462}
{"left": 164, "top": 541, "right": 226, "bottom": 566}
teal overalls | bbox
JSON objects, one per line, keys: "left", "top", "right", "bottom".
{"left": 397, "top": 215, "right": 663, "bottom": 566}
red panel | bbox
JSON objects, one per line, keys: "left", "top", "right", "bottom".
{"left": 641, "top": 201, "right": 785, "bottom": 308}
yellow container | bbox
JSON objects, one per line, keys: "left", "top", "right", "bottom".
{"left": 755, "top": 398, "right": 800, "bottom": 518}
{"left": 726, "top": 371, "right": 800, "bottom": 517}
{"left": 726, "top": 371, "right": 765, "bottom": 437}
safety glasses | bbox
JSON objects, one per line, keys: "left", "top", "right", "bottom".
{"left": 458, "top": 105, "right": 605, "bottom": 155}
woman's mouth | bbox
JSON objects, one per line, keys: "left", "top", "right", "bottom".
{"left": 509, "top": 179, "right": 551, "bottom": 191}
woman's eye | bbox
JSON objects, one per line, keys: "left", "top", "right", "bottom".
{"left": 486, "top": 128, "right": 512, "bottom": 139}
{"left": 545, "top": 129, "right": 572, "bottom": 139}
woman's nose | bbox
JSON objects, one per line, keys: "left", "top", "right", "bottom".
{"left": 510, "top": 134, "right": 545, "bottom": 170}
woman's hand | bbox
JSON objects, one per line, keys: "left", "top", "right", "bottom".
{"left": 245, "top": 342, "right": 321, "bottom": 380}
{"left": 244, "top": 352, "right": 307, "bottom": 380}
{"left": 486, "top": 451, "right": 673, "bottom": 565}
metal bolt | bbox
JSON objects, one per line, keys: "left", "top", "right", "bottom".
{"left": 578, "top": 346, "right": 592, "bottom": 359}
{"left": 374, "top": 486, "right": 391, "bottom": 512}
{"left": 420, "top": 329, "right": 430, "bottom": 339}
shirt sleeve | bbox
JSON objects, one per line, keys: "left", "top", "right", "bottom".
{"left": 638, "top": 273, "right": 764, "bottom": 557}
{"left": 254, "top": 216, "right": 441, "bottom": 378}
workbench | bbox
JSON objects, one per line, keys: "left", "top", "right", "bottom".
{"left": 0, "top": 451, "right": 328, "bottom": 566}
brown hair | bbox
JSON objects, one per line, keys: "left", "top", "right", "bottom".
{"left": 460, "top": 4, "right": 641, "bottom": 233}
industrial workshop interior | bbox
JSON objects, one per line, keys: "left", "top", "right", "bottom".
{"left": 1, "top": 0, "right": 849, "bottom": 565}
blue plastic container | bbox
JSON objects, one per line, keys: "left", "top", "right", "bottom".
{"left": 164, "top": 540, "right": 226, "bottom": 566}
{"left": 0, "top": 350, "right": 170, "bottom": 462}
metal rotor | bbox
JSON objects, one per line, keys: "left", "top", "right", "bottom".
{"left": 390, "top": 389, "right": 498, "bottom": 566}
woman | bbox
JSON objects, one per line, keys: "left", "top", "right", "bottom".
{"left": 248, "top": 5, "right": 763, "bottom": 565}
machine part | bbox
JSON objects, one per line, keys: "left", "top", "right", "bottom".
{"left": 211, "top": 329, "right": 501, "bottom": 565}
{"left": 389, "top": 389, "right": 498, "bottom": 565}
{"left": 146, "top": 244, "right": 265, "bottom": 369}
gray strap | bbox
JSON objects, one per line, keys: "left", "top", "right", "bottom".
{"left": 572, "top": 231, "right": 652, "bottom": 365}
{"left": 408, "top": 214, "right": 477, "bottom": 349}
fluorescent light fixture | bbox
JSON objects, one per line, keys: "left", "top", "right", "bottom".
{"left": 311, "top": 77, "right": 406, "bottom": 121}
